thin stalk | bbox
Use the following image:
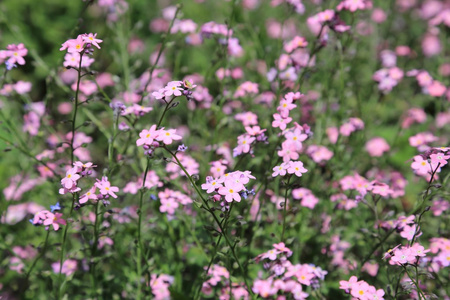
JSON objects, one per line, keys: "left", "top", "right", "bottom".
{"left": 25, "top": 230, "right": 50, "bottom": 281}
{"left": 139, "top": 6, "right": 181, "bottom": 105}
{"left": 136, "top": 157, "right": 151, "bottom": 300}
{"left": 403, "top": 266, "right": 426, "bottom": 300}
{"left": 57, "top": 51, "right": 84, "bottom": 299}
{"left": 281, "top": 175, "right": 292, "bottom": 242}
{"left": 90, "top": 199, "right": 101, "bottom": 296}
{"left": 70, "top": 52, "right": 84, "bottom": 165}
{"left": 162, "top": 146, "right": 253, "bottom": 296}
{"left": 56, "top": 193, "right": 77, "bottom": 300}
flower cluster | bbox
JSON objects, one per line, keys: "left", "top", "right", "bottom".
{"left": 166, "top": 153, "right": 199, "bottom": 179}
{"left": 136, "top": 124, "right": 183, "bottom": 155}
{"left": 150, "top": 274, "right": 174, "bottom": 300}
{"left": 201, "top": 21, "right": 243, "bottom": 57}
{"left": 60, "top": 33, "right": 102, "bottom": 68}
{"left": 373, "top": 66, "right": 404, "bottom": 93}
{"left": 292, "top": 187, "right": 319, "bottom": 209}
{"left": 123, "top": 171, "right": 162, "bottom": 194}
{"left": 52, "top": 259, "right": 77, "bottom": 276}
{"left": 336, "top": 0, "right": 372, "bottom": 12}
{"left": 253, "top": 243, "right": 327, "bottom": 299}
{"left": 31, "top": 210, "right": 66, "bottom": 231}
{"left": 201, "top": 171, "right": 255, "bottom": 203}
{"left": 200, "top": 264, "right": 249, "bottom": 299}
{"left": 271, "top": 0, "right": 305, "bottom": 15}
{"left": 401, "top": 108, "right": 427, "bottom": 129}
{"left": 59, "top": 161, "right": 96, "bottom": 194}
{"left": 152, "top": 80, "right": 196, "bottom": 101}
{"left": 429, "top": 238, "right": 450, "bottom": 269}
{"left": 306, "top": 145, "right": 333, "bottom": 163}
{"left": 411, "top": 148, "right": 449, "bottom": 181}
{"left": 284, "top": 36, "right": 308, "bottom": 53}
{"left": 339, "top": 172, "right": 399, "bottom": 199}
{"left": 233, "top": 81, "right": 259, "bottom": 98}
{"left": 0, "top": 43, "right": 28, "bottom": 70}
{"left": 9, "top": 246, "right": 37, "bottom": 274}
{"left": 233, "top": 126, "right": 268, "bottom": 157}
{"left": 383, "top": 243, "right": 430, "bottom": 266}
{"left": 158, "top": 188, "right": 192, "bottom": 216}
{"left": 365, "top": 137, "right": 390, "bottom": 157}
{"left": 339, "top": 276, "right": 384, "bottom": 300}
{"left": 378, "top": 215, "right": 422, "bottom": 241}
{"left": 272, "top": 160, "right": 308, "bottom": 177}
{"left": 411, "top": 70, "right": 447, "bottom": 98}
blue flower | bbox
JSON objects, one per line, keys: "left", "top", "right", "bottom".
{"left": 50, "top": 202, "right": 61, "bottom": 212}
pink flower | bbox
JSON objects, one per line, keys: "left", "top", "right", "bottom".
{"left": 79, "top": 186, "right": 98, "bottom": 204}
{"left": 52, "top": 259, "right": 77, "bottom": 276}
{"left": 284, "top": 36, "right": 308, "bottom": 53}
{"left": 218, "top": 181, "right": 242, "bottom": 202}
{"left": 260, "top": 248, "right": 281, "bottom": 260}
{"left": 137, "top": 125, "right": 159, "bottom": 146}
{"left": 245, "top": 126, "right": 266, "bottom": 136}
{"left": 391, "top": 247, "right": 414, "bottom": 265}
{"left": 284, "top": 127, "right": 307, "bottom": 149}
{"left": 43, "top": 212, "right": 67, "bottom": 231}
{"left": 159, "top": 197, "right": 179, "bottom": 215}
{"left": 296, "top": 267, "right": 315, "bottom": 286}
{"left": 235, "top": 111, "right": 258, "bottom": 126}
{"left": 61, "top": 167, "right": 80, "bottom": 189}
{"left": 287, "top": 161, "right": 308, "bottom": 177}
{"left": 156, "top": 128, "right": 182, "bottom": 145}
{"left": 272, "top": 162, "right": 290, "bottom": 177}
{"left": 164, "top": 81, "right": 183, "bottom": 97}
{"left": 307, "top": 145, "right": 334, "bottom": 163}
{"left": 372, "top": 8, "right": 387, "bottom": 23}
{"left": 82, "top": 33, "right": 103, "bottom": 49}
{"left": 427, "top": 80, "right": 446, "bottom": 97}
{"left": 411, "top": 155, "right": 432, "bottom": 176}
{"left": 337, "top": 0, "right": 368, "bottom": 12}
{"left": 150, "top": 274, "right": 174, "bottom": 300}
{"left": 326, "top": 127, "right": 339, "bottom": 144}
{"left": 399, "top": 224, "right": 417, "bottom": 241}
{"left": 201, "top": 177, "right": 223, "bottom": 193}
{"left": 152, "top": 88, "right": 165, "bottom": 100}
{"left": 272, "top": 113, "right": 292, "bottom": 130}
{"left": 410, "top": 243, "right": 430, "bottom": 257}
{"left": 233, "top": 134, "right": 255, "bottom": 156}
{"left": 429, "top": 152, "right": 450, "bottom": 166}
{"left": 95, "top": 176, "right": 119, "bottom": 198}
{"left": 278, "top": 141, "right": 299, "bottom": 162}
{"left": 350, "top": 281, "right": 371, "bottom": 299}
{"left": 66, "top": 35, "right": 86, "bottom": 53}
{"left": 5, "top": 43, "right": 28, "bottom": 65}
{"left": 339, "top": 275, "right": 359, "bottom": 292}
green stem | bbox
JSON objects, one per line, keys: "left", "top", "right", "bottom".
{"left": 90, "top": 200, "right": 101, "bottom": 296}
{"left": 139, "top": 6, "right": 181, "bottom": 105}
{"left": 136, "top": 157, "right": 151, "bottom": 300}
{"left": 108, "top": 112, "right": 120, "bottom": 174}
{"left": 162, "top": 146, "right": 253, "bottom": 296}
{"left": 25, "top": 230, "right": 50, "bottom": 281}
{"left": 404, "top": 266, "right": 426, "bottom": 300}
{"left": 281, "top": 175, "right": 292, "bottom": 242}
{"left": 70, "top": 52, "right": 84, "bottom": 165}
{"left": 56, "top": 193, "right": 77, "bottom": 300}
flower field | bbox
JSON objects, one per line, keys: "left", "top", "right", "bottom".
{"left": 0, "top": 0, "right": 449, "bottom": 299}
